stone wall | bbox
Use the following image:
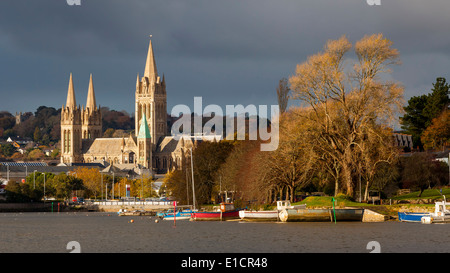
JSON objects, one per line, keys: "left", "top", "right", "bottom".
{"left": 0, "top": 203, "right": 53, "bottom": 212}
{"left": 362, "top": 209, "right": 389, "bottom": 222}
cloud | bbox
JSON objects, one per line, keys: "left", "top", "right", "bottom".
{"left": 0, "top": 0, "right": 449, "bottom": 115}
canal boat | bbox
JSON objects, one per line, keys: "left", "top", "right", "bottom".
{"left": 279, "top": 208, "right": 364, "bottom": 222}
{"left": 192, "top": 203, "right": 241, "bottom": 221}
{"left": 239, "top": 201, "right": 306, "bottom": 221}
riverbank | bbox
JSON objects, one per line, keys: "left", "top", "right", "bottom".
{"left": 293, "top": 195, "right": 437, "bottom": 219}
{"left": 0, "top": 202, "right": 65, "bottom": 212}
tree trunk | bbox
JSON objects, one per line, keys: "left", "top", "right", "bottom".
{"left": 334, "top": 176, "right": 339, "bottom": 197}
{"left": 342, "top": 163, "right": 354, "bottom": 197}
{"left": 364, "top": 180, "right": 369, "bottom": 202}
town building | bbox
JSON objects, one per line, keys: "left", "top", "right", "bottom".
{"left": 59, "top": 38, "right": 219, "bottom": 174}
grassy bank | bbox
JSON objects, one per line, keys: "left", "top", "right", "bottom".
{"left": 391, "top": 188, "right": 450, "bottom": 201}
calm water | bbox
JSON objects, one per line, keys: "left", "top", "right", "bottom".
{"left": 0, "top": 212, "right": 449, "bottom": 253}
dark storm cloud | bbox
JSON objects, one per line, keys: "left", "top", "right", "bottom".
{"left": 0, "top": 0, "right": 449, "bottom": 115}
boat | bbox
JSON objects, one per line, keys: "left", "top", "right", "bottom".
{"left": 192, "top": 203, "right": 241, "bottom": 221}
{"left": 398, "top": 212, "right": 430, "bottom": 223}
{"left": 399, "top": 196, "right": 450, "bottom": 224}
{"left": 279, "top": 207, "right": 364, "bottom": 222}
{"left": 117, "top": 209, "right": 156, "bottom": 216}
{"left": 162, "top": 209, "right": 196, "bottom": 220}
{"left": 239, "top": 201, "right": 306, "bottom": 222}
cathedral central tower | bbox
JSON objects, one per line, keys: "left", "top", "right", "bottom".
{"left": 135, "top": 39, "right": 167, "bottom": 150}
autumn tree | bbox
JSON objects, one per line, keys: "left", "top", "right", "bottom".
{"left": 216, "top": 140, "right": 268, "bottom": 206}
{"left": 48, "top": 173, "right": 83, "bottom": 200}
{"left": 165, "top": 169, "right": 191, "bottom": 205}
{"left": 73, "top": 167, "right": 102, "bottom": 199}
{"left": 129, "top": 175, "right": 154, "bottom": 199}
{"left": 261, "top": 109, "right": 317, "bottom": 202}
{"left": 192, "top": 141, "right": 234, "bottom": 204}
{"left": 289, "top": 34, "right": 404, "bottom": 197}
{"left": 421, "top": 109, "right": 450, "bottom": 150}
{"left": 401, "top": 77, "right": 450, "bottom": 149}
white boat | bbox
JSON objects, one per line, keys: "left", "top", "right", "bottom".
{"left": 421, "top": 197, "right": 450, "bottom": 224}
{"left": 239, "top": 201, "right": 306, "bottom": 221}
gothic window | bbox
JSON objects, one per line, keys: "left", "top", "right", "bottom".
{"left": 68, "top": 130, "right": 71, "bottom": 153}
{"left": 64, "top": 130, "right": 67, "bottom": 153}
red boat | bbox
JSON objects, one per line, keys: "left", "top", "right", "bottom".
{"left": 192, "top": 203, "right": 241, "bottom": 221}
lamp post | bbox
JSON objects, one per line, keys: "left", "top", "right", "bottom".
{"left": 43, "top": 173, "right": 46, "bottom": 202}
{"left": 112, "top": 171, "right": 115, "bottom": 200}
{"left": 24, "top": 165, "right": 27, "bottom": 182}
{"left": 101, "top": 172, "right": 103, "bottom": 201}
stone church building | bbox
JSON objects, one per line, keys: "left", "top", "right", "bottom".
{"left": 60, "top": 39, "right": 220, "bottom": 174}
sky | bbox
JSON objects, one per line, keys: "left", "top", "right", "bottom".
{"left": 0, "top": 0, "right": 449, "bottom": 117}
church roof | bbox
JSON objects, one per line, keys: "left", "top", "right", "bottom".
{"left": 82, "top": 138, "right": 130, "bottom": 155}
{"left": 137, "top": 114, "right": 151, "bottom": 139}
{"left": 100, "top": 164, "right": 124, "bottom": 174}
{"left": 156, "top": 136, "right": 179, "bottom": 153}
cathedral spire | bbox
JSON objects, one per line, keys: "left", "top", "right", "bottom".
{"left": 66, "top": 73, "right": 76, "bottom": 109}
{"left": 143, "top": 38, "right": 158, "bottom": 82}
{"left": 86, "top": 73, "right": 97, "bottom": 110}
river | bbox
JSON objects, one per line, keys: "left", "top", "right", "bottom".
{"left": 0, "top": 212, "right": 449, "bottom": 253}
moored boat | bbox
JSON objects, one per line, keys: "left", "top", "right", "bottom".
{"left": 398, "top": 196, "right": 450, "bottom": 224}
{"left": 239, "top": 210, "right": 279, "bottom": 221}
{"left": 117, "top": 209, "right": 156, "bottom": 216}
{"left": 420, "top": 197, "right": 450, "bottom": 224}
{"left": 192, "top": 203, "right": 241, "bottom": 221}
{"left": 398, "top": 212, "right": 430, "bottom": 223}
{"left": 239, "top": 201, "right": 306, "bottom": 222}
{"left": 162, "top": 209, "right": 195, "bottom": 220}
{"left": 279, "top": 208, "right": 364, "bottom": 222}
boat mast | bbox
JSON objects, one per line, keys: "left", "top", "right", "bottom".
{"left": 191, "top": 148, "right": 196, "bottom": 211}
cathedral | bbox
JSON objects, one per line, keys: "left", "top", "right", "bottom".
{"left": 60, "top": 39, "right": 220, "bottom": 174}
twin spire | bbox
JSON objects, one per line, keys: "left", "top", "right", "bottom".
{"left": 64, "top": 73, "right": 97, "bottom": 111}
{"left": 65, "top": 73, "right": 76, "bottom": 109}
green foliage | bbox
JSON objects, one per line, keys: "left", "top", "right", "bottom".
{"left": 5, "top": 181, "right": 33, "bottom": 202}
{"left": 400, "top": 153, "right": 449, "bottom": 196}
{"left": 48, "top": 173, "right": 83, "bottom": 200}
{"left": 423, "top": 77, "right": 450, "bottom": 126}
{"left": 392, "top": 188, "right": 450, "bottom": 200}
{"left": 400, "top": 95, "right": 429, "bottom": 149}
{"left": 400, "top": 77, "right": 450, "bottom": 150}
{"left": 0, "top": 143, "right": 16, "bottom": 157}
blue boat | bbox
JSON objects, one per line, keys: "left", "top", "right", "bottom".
{"left": 398, "top": 212, "right": 430, "bottom": 222}
{"left": 159, "top": 209, "right": 196, "bottom": 220}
